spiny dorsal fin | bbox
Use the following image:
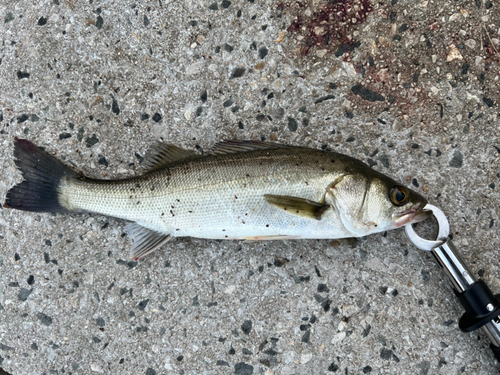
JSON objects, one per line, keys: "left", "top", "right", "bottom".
{"left": 212, "top": 140, "right": 287, "bottom": 155}
{"left": 143, "top": 143, "right": 197, "bottom": 172}
{"left": 126, "top": 222, "right": 172, "bottom": 260}
{"left": 264, "top": 195, "right": 330, "bottom": 220}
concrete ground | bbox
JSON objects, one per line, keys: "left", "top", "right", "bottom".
{"left": 1, "top": 0, "right": 500, "bottom": 374}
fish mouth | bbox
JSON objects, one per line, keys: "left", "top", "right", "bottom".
{"left": 394, "top": 204, "right": 432, "bottom": 227}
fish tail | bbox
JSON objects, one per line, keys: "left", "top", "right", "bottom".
{"left": 4, "top": 139, "right": 78, "bottom": 212}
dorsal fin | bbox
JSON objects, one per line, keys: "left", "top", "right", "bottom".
{"left": 143, "top": 143, "right": 197, "bottom": 172}
{"left": 212, "top": 140, "right": 287, "bottom": 155}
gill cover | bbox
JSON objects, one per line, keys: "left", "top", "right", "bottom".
{"left": 326, "top": 174, "right": 377, "bottom": 236}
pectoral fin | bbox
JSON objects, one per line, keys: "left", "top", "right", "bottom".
{"left": 264, "top": 195, "right": 329, "bottom": 220}
{"left": 126, "top": 222, "right": 172, "bottom": 260}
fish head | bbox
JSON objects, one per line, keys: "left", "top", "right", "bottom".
{"left": 326, "top": 170, "right": 430, "bottom": 237}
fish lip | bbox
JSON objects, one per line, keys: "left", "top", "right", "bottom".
{"left": 394, "top": 203, "right": 432, "bottom": 227}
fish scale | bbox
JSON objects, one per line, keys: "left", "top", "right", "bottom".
{"left": 62, "top": 148, "right": 345, "bottom": 239}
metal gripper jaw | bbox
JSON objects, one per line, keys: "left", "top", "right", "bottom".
{"left": 405, "top": 204, "right": 500, "bottom": 361}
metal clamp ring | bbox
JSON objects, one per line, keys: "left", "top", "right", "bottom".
{"left": 405, "top": 204, "right": 450, "bottom": 251}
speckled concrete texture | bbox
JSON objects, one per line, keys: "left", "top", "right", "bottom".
{"left": 1, "top": 0, "right": 500, "bottom": 374}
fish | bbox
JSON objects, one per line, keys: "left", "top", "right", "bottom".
{"left": 3, "top": 139, "right": 431, "bottom": 260}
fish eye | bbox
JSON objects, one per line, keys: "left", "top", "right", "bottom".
{"left": 390, "top": 186, "right": 409, "bottom": 206}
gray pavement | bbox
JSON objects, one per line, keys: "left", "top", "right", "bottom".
{"left": 1, "top": 0, "right": 500, "bottom": 374}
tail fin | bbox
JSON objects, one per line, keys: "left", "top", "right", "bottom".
{"left": 4, "top": 139, "right": 78, "bottom": 212}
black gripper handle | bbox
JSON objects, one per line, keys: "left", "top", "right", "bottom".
{"left": 455, "top": 280, "right": 500, "bottom": 332}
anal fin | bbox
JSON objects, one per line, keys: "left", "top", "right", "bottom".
{"left": 264, "top": 195, "right": 330, "bottom": 220}
{"left": 126, "top": 222, "right": 172, "bottom": 260}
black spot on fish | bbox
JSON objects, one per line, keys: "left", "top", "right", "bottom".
{"left": 136, "top": 201, "right": 140, "bottom": 205}
{"left": 188, "top": 211, "right": 193, "bottom": 213}
{"left": 170, "top": 210, "right": 175, "bottom": 217}
{"left": 161, "top": 213, "right": 164, "bottom": 216}
{"left": 331, "top": 159, "right": 335, "bottom": 163}
{"left": 266, "top": 224, "right": 269, "bottom": 227}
